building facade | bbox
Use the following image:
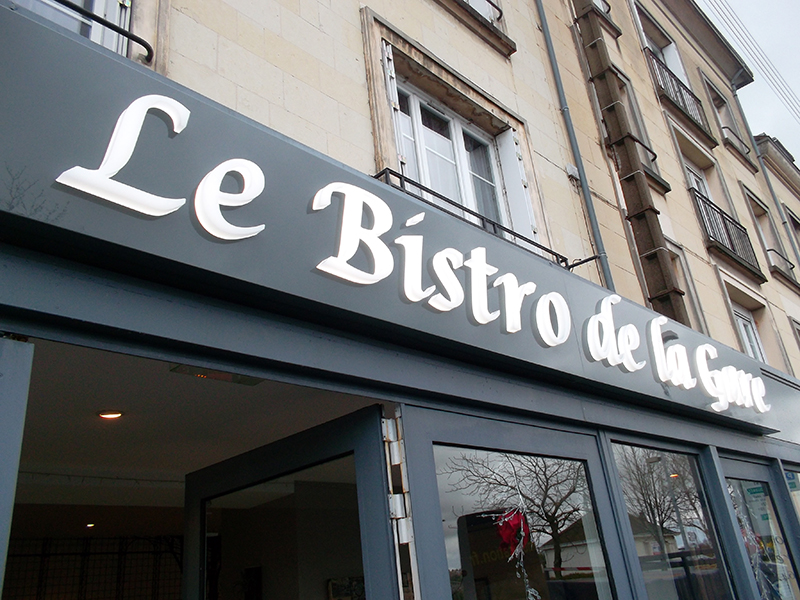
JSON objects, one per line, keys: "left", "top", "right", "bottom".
{"left": 2, "top": 0, "right": 800, "bottom": 598}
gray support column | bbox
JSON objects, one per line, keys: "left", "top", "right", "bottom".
{"left": 0, "top": 336, "right": 34, "bottom": 595}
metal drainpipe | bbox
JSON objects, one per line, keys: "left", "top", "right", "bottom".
{"left": 731, "top": 71, "right": 800, "bottom": 266}
{"left": 533, "top": 0, "right": 615, "bottom": 291}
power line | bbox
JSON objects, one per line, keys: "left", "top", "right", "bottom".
{"left": 699, "top": 0, "right": 800, "bottom": 126}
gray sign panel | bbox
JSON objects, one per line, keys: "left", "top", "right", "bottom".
{"left": 1, "top": 4, "right": 797, "bottom": 432}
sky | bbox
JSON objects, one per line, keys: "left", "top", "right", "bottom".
{"left": 692, "top": 0, "right": 800, "bottom": 161}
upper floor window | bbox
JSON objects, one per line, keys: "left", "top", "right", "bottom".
{"left": 732, "top": 303, "right": 767, "bottom": 362}
{"left": 637, "top": 7, "right": 688, "bottom": 85}
{"left": 394, "top": 86, "right": 503, "bottom": 225}
{"left": 18, "top": 0, "right": 131, "bottom": 56}
{"left": 745, "top": 189, "right": 795, "bottom": 278}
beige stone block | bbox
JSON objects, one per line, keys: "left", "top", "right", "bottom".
{"left": 284, "top": 75, "right": 339, "bottom": 134}
{"left": 173, "top": 0, "right": 238, "bottom": 40}
{"left": 263, "top": 29, "right": 320, "bottom": 88}
{"left": 236, "top": 86, "right": 271, "bottom": 127}
{"left": 298, "top": 0, "right": 319, "bottom": 26}
{"left": 168, "top": 54, "right": 236, "bottom": 108}
{"left": 237, "top": 13, "right": 265, "bottom": 58}
{"left": 337, "top": 104, "right": 373, "bottom": 148}
{"left": 274, "top": 0, "right": 299, "bottom": 14}
{"left": 319, "top": 5, "right": 362, "bottom": 54}
{"left": 318, "top": 64, "right": 369, "bottom": 113}
{"left": 218, "top": 38, "right": 283, "bottom": 104}
{"left": 227, "top": 0, "right": 280, "bottom": 34}
{"left": 171, "top": 10, "right": 218, "bottom": 71}
{"left": 327, "top": 134, "right": 376, "bottom": 174}
{"left": 280, "top": 6, "right": 335, "bottom": 67}
{"left": 269, "top": 105, "right": 328, "bottom": 154}
{"left": 333, "top": 41, "right": 366, "bottom": 84}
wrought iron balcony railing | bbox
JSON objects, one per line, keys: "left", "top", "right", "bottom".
{"left": 373, "top": 168, "right": 569, "bottom": 268}
{"left": 691, "top": 188, "right": 760, "bottom": 273}
{"left": 646, "top": 49, "right": 712, "bottom": 138}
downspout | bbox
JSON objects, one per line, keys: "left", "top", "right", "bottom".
{"left": 533, "top": 0, "right": 615, "bottom": 291}
{"left": 732, "top": 70, "right": 800, "bottom": 265}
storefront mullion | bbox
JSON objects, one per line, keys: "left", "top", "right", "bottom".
{"left": 0, "top": 338, "right": 34, "bottom": 594}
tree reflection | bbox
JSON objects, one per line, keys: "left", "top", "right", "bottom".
{"left": 440, "top": 452, "right": 587, "bottom": 579}
{"left": 612, "top": 445, "right": 707, "bottom": 555}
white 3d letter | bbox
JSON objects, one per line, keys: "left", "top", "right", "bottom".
{"left": 312, "top": 182, "right": 394, "bottom": 285}
{"left": 463, "top": 248, "right": 500, "bottom": 325}
{"left": 428, "top": 248, "right": 464, "bottom": 312}
{"left": 57, "top": 94, "right": 191, "bottom": 216}
{"left": 493, "top": 274, "right": 536, "bottom": 334}
{"left": 194, "top": 159, "right": 266, "bottom": 240}
{"left": 395, "top": 235, "right": 435, "bottom": 302}
{"left": 536, "top": 292, "right": 571, "bottom": 347}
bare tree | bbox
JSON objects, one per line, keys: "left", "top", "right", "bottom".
{"left": 441, "top": 451, "right": 588, "bottom": 579}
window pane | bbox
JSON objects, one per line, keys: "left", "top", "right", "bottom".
{"left": 420, "top": 107, "right": 459, "bottom": 202}
{"left": 464, "top": 133, "right": 500, "bottom": 223}
{"left": 787, "top": 471, "right": 800, "bottom": 518}
{"left": 204, "top": 455, "right": 362, "bottom": 600}
{"left": 611, "top": 444, "right": 734, "bottom": 600}
{"left": 727, "top": 478, "right": 800, "bottom": 599}
{"left": 434, "top": 445, "right": 614, "bottom": 600}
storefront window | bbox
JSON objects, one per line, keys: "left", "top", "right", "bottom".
{"left": 204, "top": 455, "right": 362, "bottom": 600}
{"left": 787, "top": 471, "right": 800, "bottom": 518}
{"left": 727, "top": 478, "right": 800, "bottom": 599}
{"left": 434, "top": 445, "right": 614, "bottom": 600}
{"left": 611, "top": 444, "right": 734, "bottom": 600}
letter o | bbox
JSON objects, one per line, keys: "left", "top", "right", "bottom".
{"left": 536, "top": 292, "right": 571, "bottom": 347}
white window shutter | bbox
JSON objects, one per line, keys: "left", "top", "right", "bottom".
{"left": 496, "top": 128, "right": 537, "bottom": 239}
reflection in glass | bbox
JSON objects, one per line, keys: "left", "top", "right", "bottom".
{"left": 727, "top": 478, "right": 800, "bottom": 599}
{"left": 786, "top": 471, "right": 800, "bottom": 520}
{"left": 434, "top": 445, "right": 614, "bottom": 600}
{"left": 612, "top": 444, "right": 733, "bottom": 600}
{"left": 204, "top": 456, "right": 362, "bottom": 600}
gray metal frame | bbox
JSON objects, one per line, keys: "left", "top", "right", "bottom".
{"left": 182, "top": 405, "right": 397, "bottom": 600}
{"left": 0, "top": 338, "right": 34, "bottom": 595}
{"left": 400, "top": 405, "right": 635, "bottom": 600}
{"left": 718, "top": 454, "right": 800, "bottom": 593}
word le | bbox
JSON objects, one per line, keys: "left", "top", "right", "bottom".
{"left": 57, "top": 95, "right": 265, "bottom": 241}
{"left": 313, "top": 183, "right": 770, "bottom": 415}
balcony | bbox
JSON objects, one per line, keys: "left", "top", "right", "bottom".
{"left": 373, "top": 168, "right": 569, "bottom": 268}
{"left": 646, "top": 49, "right": 713, "bottom": 141}
{"left": 691, "top": 188, "right": 765, "bottom": 280}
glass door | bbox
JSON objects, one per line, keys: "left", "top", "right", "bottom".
{"left": 183, "top": 406, "right": 398, "bottom": 600}
{"left": 400, "top": 406, "right": 632, "bottom": 600}
{"left": 721, "top": 458, "right": 800, "bottom": 600}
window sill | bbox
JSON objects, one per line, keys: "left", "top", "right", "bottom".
{"left": 575, "top": 3, "right": 622, "bottom": 39}
{"left": 431, "top": 0, "right": 516, "bottom": 57}
{"left": 723, "top": 136, "right": 759, "bottom": 174}
{"left": 707, "top": 241, "right": 768, "bottom": 284}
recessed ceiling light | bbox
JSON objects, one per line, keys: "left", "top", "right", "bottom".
{"left": 86, "top": 523, "right": 95, "bottom": 528}
{"left": 97, "top": 411, "right": 123, "bottom": 419}
{"left": 169, "top": 364, "right": 263, "bottom": 386}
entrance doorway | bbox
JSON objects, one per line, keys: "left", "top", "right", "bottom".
{"left": 1, "top": 339, "right": 390, "bottom": 600}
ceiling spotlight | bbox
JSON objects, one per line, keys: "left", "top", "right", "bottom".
{"left": 97, "top": 411, "right": 123, "bottom": 419}
{"left": 86, "top": 523, "right": 95, "bottom": 528}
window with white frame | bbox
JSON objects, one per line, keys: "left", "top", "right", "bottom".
{"left": 745, "top": 189, "right": 794, "bottom": 276}
{"left": 637, "top": 6, "right": 688, "bottom": 85}
{"left": 17, "top": 0, "right": 131, "bottom": 55}
{"left": 732, "top": 303, "right": 767, "bottom": 362}
{"left": 394, "top": 85, "right": 504, "bottom": 225}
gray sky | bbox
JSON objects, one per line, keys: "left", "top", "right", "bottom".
{"left": 693, "top": 0, "right": 800, "bottom": 160}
